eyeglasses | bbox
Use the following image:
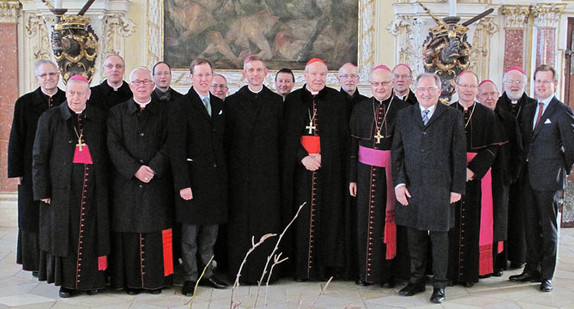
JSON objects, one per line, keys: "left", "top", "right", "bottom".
{"left": 456, "top": 83, "right": 478, "bottom": 89}
{"left": 504, "top": 79, "right": 524, "bottom": 85}
{"left": 393, "top": 74, "right": 412, "bottom": 79}
{"left": 534, "top": 79, "right": 554, "bottom": 85}
{"left": 370, "top": 80, "right": 392, "bottom": 87}
{"left": 131, "top": 79, "right": 153, "bottom": 85}
{"left": 415, "top": 87, "right": 438, "bottom": 92}
{"left": 104, "top": 63, "right": 125, "bottom": 69}
{"left": 37, "top": 72, "right": 59, "bottom": 78}
{"left": 339, "top": 74, "right": 359, "bottom": 79}
{"left": 211, "top": 84, "right": 228, "bottom": 89}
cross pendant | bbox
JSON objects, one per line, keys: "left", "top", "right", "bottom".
{"left": 306, "top": 121, "right": 316, "bottom": 134}
{"left": 374, "top": 132, "right": 383, "bottom": 144}
{"left": 77, "top": 138, "right": 86, "bottom": 151}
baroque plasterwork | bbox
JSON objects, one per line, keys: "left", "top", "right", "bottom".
{"left": 0, "top": 1, "right": 20, "bottom": 23}
{"left": 500, "top": 5, "right": 531, "bottom": 28}
{"left": 533, "top": 4, "right": 565, "bottom": 29}
{"left": 469, "top": 17, "right": 499, "bottom": 77}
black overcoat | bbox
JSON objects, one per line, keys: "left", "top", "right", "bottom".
{"left": 8, "top": 87, "right": 66, "bottom": 231}
{"left": 151, "top": 87, "right": 183, "bottom": 104}
{"left": 107, "top": 98, "right": 173, "bottom": 233}
{"left": 224, "top": 85, "right": 283, "bottom": 283}
{"left": 168, "top": 87, "right": 227, "bottom": 225}
{"left": 32, "top": 103, "right": 110, "bottom": 257}
{"left": 392, "top": 103, "right": 466, "bottom": 231}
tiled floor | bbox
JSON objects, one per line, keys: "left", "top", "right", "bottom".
{"left": 1, "top": 226, "right": 573, "bottom": 308}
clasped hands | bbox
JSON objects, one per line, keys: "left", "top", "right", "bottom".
{"left": 301, "top": 154, "right": 321, "bottom": 171}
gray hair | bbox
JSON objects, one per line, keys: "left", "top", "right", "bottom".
{"left": 34, "top": 59, "right": 57, "bottom": 76}
{"left": 129, "top": 66, "right": 152, "bottom": 82}
{"left": 415, "top": 73, "right": 442, "bottom": 89}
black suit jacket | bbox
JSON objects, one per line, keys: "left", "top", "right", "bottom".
{"left": 520, "top": 96, "right": 574, "bottom": 191}
{"left": 168, "top": 87, "right": 227, "bottom": 225}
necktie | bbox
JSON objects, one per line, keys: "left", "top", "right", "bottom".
{"left": 202, "top": 97, "right": 211, "bottom": 116}
{"left": 422, "top": 109, "right": 430, "bottom": 125}
{"left": 534, "top": 102, "right": 544, "bottom": 129}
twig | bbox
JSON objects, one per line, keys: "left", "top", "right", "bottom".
{"left": 254, "top": 202, "right": 306, "bottom": 307}
{"left": 310, "top": 276, "right": 333, "bottom": 308}
{"left": 186, "top": 255, "right": 214, "bottom": 308}
{"left": 230, "top": 233, "right": 276, "bottom": 309}
{"left": 264, "top": 253, "right": 289, "bottom": 306}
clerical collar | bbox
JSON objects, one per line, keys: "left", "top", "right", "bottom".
{"left": 248, "top": 85, "right": 263, "bottom": 94}
{"left": 460, "top": 101, "right": 475, "bottom": 111}
{"left": 511, "top": 100, "right": 518, "bottom": 105}
{"left": 134, "top": 98, "right": 152, "bottom": 109}
{"left": 41, "top": 88, "right": 58, "bottom": 97}
{"left": 305, "top": 85, "right": 320, "bottom": 96}
{"left": 107, "top": 81, "right": 122, "bottom": 91}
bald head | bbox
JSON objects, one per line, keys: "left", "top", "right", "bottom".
{"left": 338, "top": 63, "right": 360, "bottom": 95}
{"left": 477, "top": 81, "right": 499, "bottom": 110}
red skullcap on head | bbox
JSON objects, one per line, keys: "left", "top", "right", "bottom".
{"left": 505, "top": 66, "right": 526, "bottom": 74}
{"left": 372, "top": 65, "right": 391, "bottom": 72}
{"left": 69, "top": 75, "right": 89, "bottom": 83}
{"left": 393, "top": 63, "right": 411, "bottom": 71}
{"left": 478, "top": 79, "right": 495, "bottom": 87}
{"left": 306, "top": 58, "right": 325, "bottom": 66}
{"left": 244, "top": 54, "right": 258, "bottom": 64}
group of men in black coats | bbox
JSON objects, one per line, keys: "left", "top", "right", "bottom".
{"left": 8, "top": 54, "right": 574, "bottom": 304}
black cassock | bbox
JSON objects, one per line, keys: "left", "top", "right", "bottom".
{"left": 282, "top": 86, "right": 350, "bottom": 280}
{"left": 491, "top": 108, "right": 523, "bottom": 270}
{"left": 33, "top": 104, "right": 110, "bottom": 291}
{"left": 448, "top": 102, "right": 503, "bottom": 284}
{"left": 88, "top": 80, "right": 132, "bottom": 111}
{"left": 496, "top": 92, "right": 535, "bottom": 266}
{"left": 8, "top": 87, "right": 65, "bottom": 272}
{"left": 394, "top": 89, "right": 418, "bottom": 106}
{"left": 224, "top": 86, "right": 283, "bottom": 284}
{"left": 107, "top": 98, "right": 174, "bottom": 290}
{"left": 349, "top": 96, "right": 409, "bottom": 284}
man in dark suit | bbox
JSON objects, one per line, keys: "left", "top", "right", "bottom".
{"left": 392, "top": 73, "right": 466, "bottom": 303}
{"left": 168, "top": 58, "right": 228, "bottom": 296}
{"left": 510, "top": 65, "right": 574, "bottom": 292}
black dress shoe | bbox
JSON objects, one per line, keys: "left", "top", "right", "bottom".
{"left": 32, "top": 271, "right": 39, "bottom": 278}
{"left": 381, "top": 278, "right": 395, "bottom": 289}
{"left": 59, "top": 287, "right": 74, "bottom": 298}
{"left": 540, "top": 280, "right": 553, "bottom": 292}
{"left": 430, "top": 288, "right": 445, "bottom": 303}
{"left": 461, "top": 281, "right": 474, "bottom": 288}
{"left": 354, "top": 279, "right": 372, "bottom": 286}
{"left": 182, "top": 281, "right": 196, "bottom": 296}
{"left": 295, "top": 278, "right": 308, "bottom": 282}
{"left": 200, "top": 276, "right": 228, "bottom": 289}
{"left": 492, "top": 269, "right": 503, "bottom": 277}
{"left": 86, "top": 289, "right": 99, "bottom": 296}
{"left": 148, "top": 288, "right": 162, "bottom": 294}
{"left": 398, "top": 283, "right": 425, "bottom": 296}
{"left": 126, "top": 288, "right": 141, "bottom": 295}
{"left": 509, "top": 272, "right": 540, "bottom": 282}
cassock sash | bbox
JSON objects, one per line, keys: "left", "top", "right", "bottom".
{"left": 162, "top": 228, "right": 174, "bottom": 276}
{"left": 358, "top": 146, "right": 396, "bottom": 259}
{"left": 301, "top": 136, "right": 321, "bottom": 154}
{"left": 98, "top": 256, "right": 107, "bottom": 271}
{"left": 73, "top": 144, "right": 93, "bottom": 164}
{"left": 467, "top": 153, "right": 494, "bottom": 276}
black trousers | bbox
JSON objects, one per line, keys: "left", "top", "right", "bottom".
{"left": 522, "top": 168, "right": 560, "bottom": 281}
{"left": 181, "top": 224, "right": 218, "bottom": 282}
{"left": 406, "top": 227, "right": 449, "bottom": 289}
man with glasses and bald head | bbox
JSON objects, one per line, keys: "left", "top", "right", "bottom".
{"left": 338, "top": 62, "right": 367, "bottom": 115}
{"left": 8, "top": 59, "right": 66, "bottom": 277}
{"left": 448, "top": 71, "right": 504, "bottom": 287}
{"left": 89, "top": 53, "right": 132, "bottom": 111}
{"left": 392, "top": 64, "right": 417, "bottom": 105}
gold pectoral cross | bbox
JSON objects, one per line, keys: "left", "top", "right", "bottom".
{"left": 306, "top": 121, "right": 316, "bottom": 134}
{"left": 374, "top": 132, "right": 384, "bottom": 144}
{"left": 77, "top": 138, "right": 86, "bottom": 151}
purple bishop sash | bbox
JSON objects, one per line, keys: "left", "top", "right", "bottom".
{"left": 358, "top": 145, "right": 396, "bottom": 259}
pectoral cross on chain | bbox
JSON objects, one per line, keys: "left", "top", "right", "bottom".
{"left": 77, "top": 137, "right": 86, "bottom": 151}
{"left": 374, "top": 132, "right": 384, "bottom": 144}
{"left": 306, "top": 120, "right": 316, "bottom": 134}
